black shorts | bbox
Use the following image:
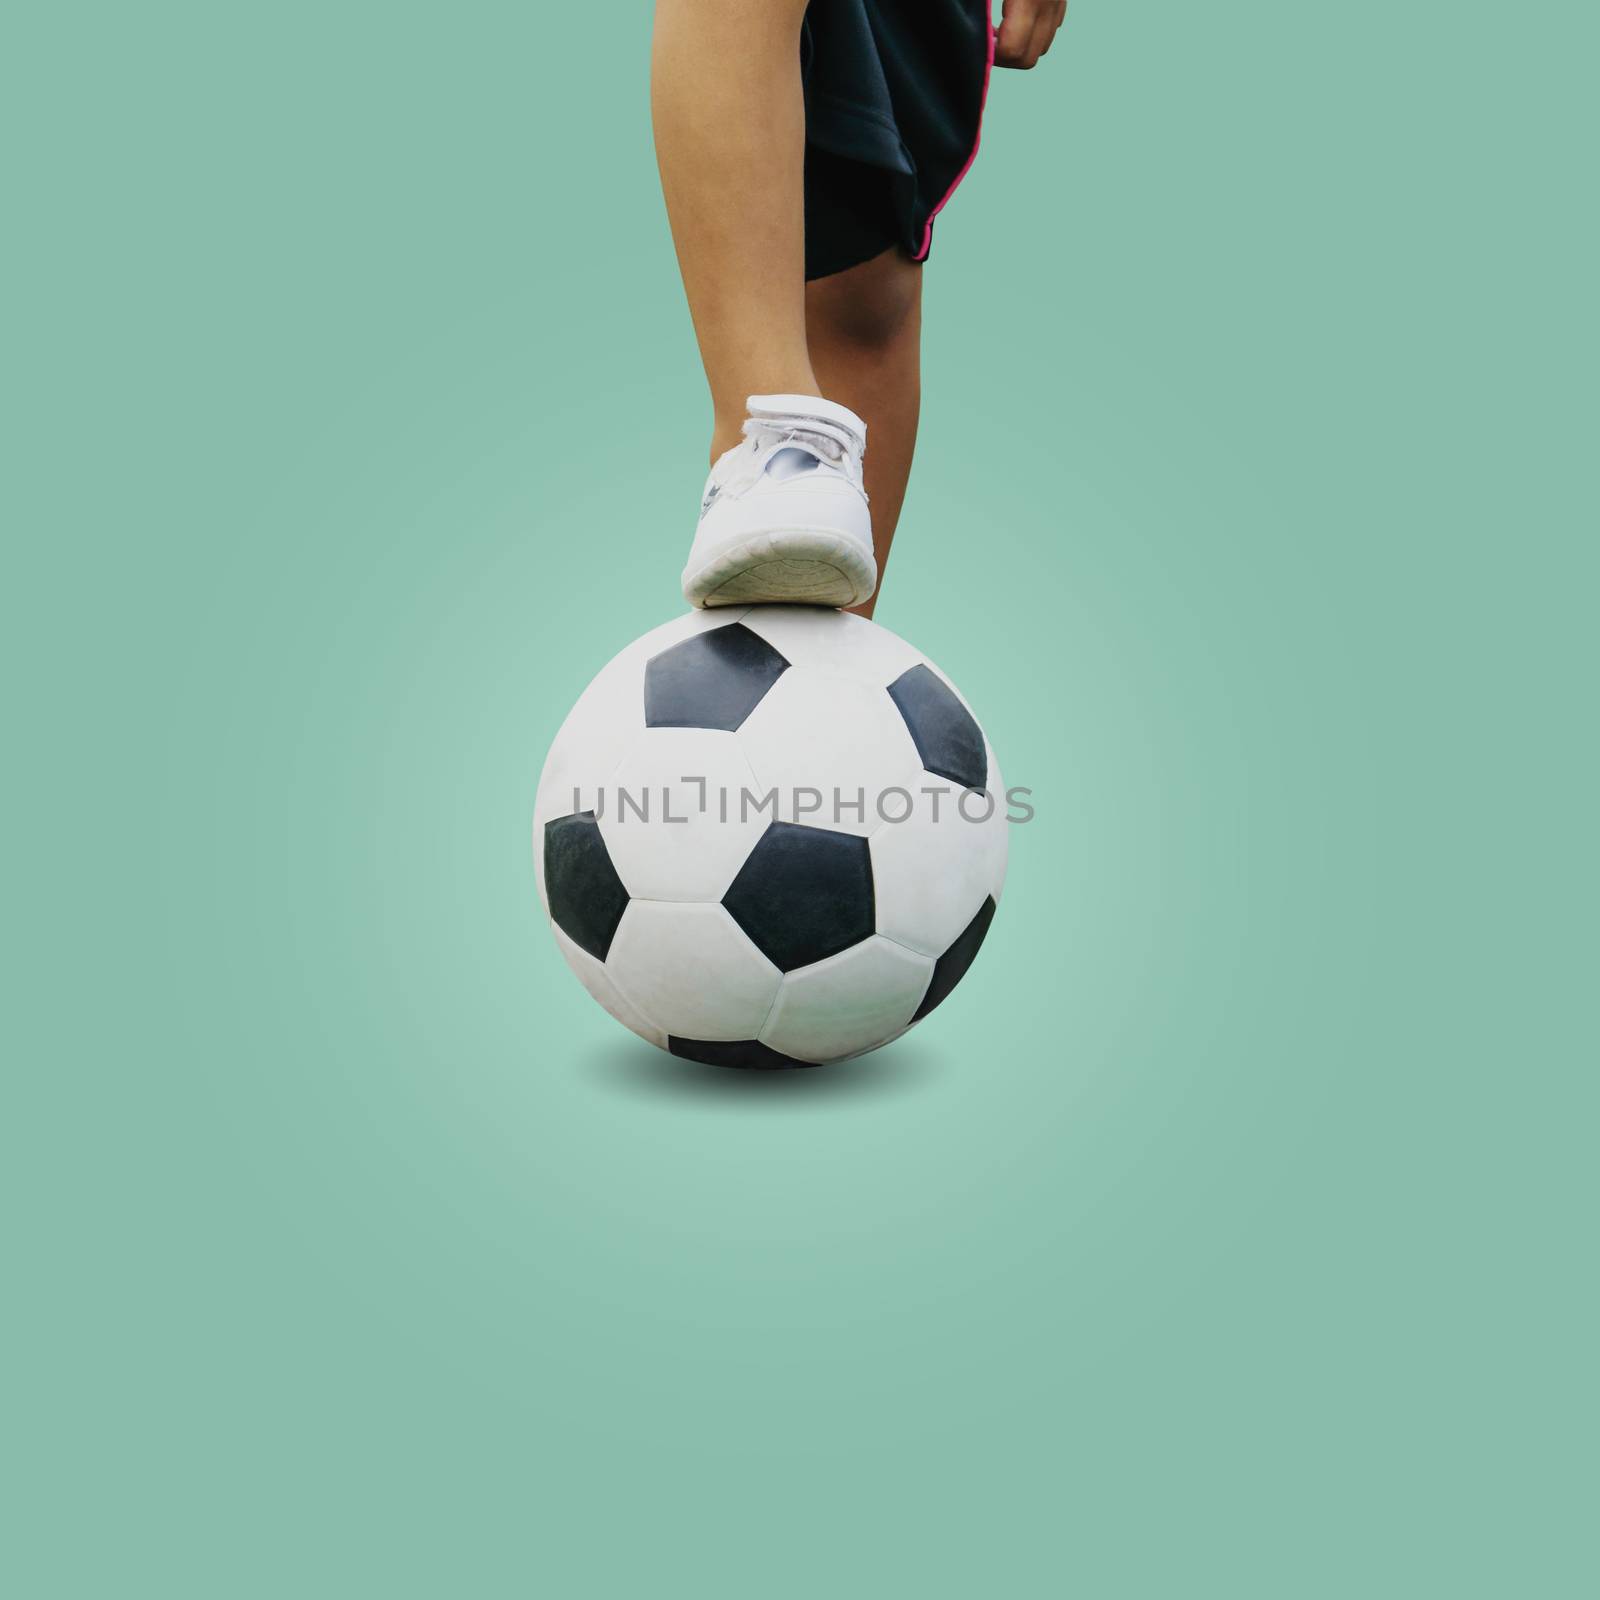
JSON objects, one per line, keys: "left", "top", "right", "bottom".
{"left": 801, "top": 0, "right": 993, "bottom": 281}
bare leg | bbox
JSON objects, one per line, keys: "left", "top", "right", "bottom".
{"left": 652, "top": 0, "right": 819, "bottom": 460}
{"left": 806, "top": 248, "right": 923, "bottom": 619}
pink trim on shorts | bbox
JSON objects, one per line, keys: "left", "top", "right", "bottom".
{"left": 911, "top": 15, "right": 997, "bottom": 263}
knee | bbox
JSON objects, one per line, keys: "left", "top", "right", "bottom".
{"left": 809, "top": 255, "right": 922, "bottom": 350}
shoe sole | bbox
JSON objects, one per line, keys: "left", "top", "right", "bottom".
{"left": 683, "top": 528, "right": 878, "bottom": 610}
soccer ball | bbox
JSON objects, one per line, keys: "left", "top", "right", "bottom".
{"left": 533, "top": 607, "right": 1006, "bottom": 1068}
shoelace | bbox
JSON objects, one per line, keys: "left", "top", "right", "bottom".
{"left": 705, "top": 412, "right": 866, "bottom": 509}
{"left": 740, "top": 414, "right": 860, "bottom": 466}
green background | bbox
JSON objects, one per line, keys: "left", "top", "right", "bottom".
{"left": 7, "top": 1, "right": 1594, "bottom": 1593}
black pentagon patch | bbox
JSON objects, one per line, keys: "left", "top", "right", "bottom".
{"left": 913, "top": 896, "right": 997, "bottom": 1022}
{"left": 722, "top": 821, "right": 874, "bottom": 973}
{"left": 887, "top": 664, "right": 987, "bottom": 791}
{"left": 669, "top": 1036, "right": 815, "bottom": 1071}
{"left": 543, "top": 811, "right": 629, "bottom": 961}
{"left": 644, "top": 623, "right": 789, "bottom": 731}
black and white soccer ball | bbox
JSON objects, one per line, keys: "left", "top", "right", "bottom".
{"left": 534, "top": 607, "right": 1006, "bottom": 1068}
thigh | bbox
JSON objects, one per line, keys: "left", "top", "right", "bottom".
{"left": 806, "top": 242, "right": 922, "bottom": 345}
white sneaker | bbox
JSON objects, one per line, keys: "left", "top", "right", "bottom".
{"left": 681, "top": 393, "right": 877, "bottom": 609}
